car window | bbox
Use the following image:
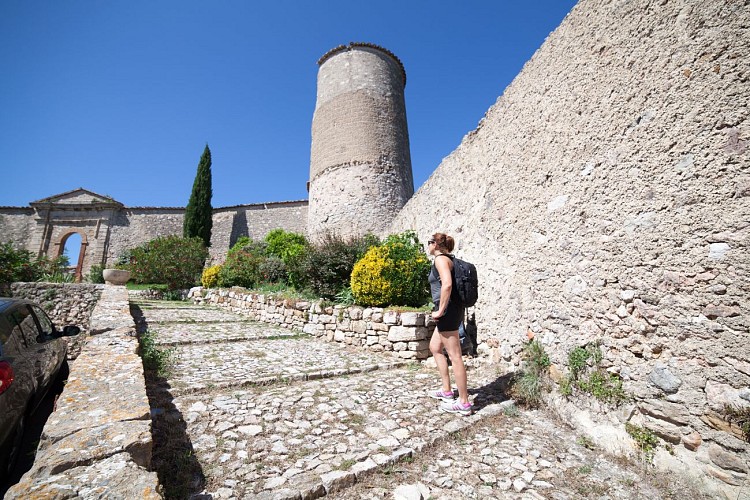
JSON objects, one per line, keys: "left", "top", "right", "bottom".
{"left": 10, "top": 306, "right": 40, "bottom": 347}
{"left": 31, "top": 305, "right": 55, "bottom": 336}
{"left": 1, "top": 322, "right": 25, "bottom": 356}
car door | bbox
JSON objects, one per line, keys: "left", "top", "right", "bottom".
{"left": 29, "top": 304, "right": 65, "bottom": 391}
{"left": 9, "top": 305, "right": 51, "bottom": 408}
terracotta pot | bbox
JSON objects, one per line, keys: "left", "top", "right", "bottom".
{"left": 102, "top": 269, "right": 131, "bottom": 286}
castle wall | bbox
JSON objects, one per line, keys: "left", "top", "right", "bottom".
{"left": 106, "top": 208, "right": 185, "bottom": 263}
{"left": 208, "top": 201, "right": 308, "bottom": 262}
{"left": 390, "top": 0, "right": 749, "bottom": 493}
{"left": 308, "top": 44, "right": 414, "bottom": 239}
{"left": 0, "top": 207, "right": 35, "bottom": 249}
{"left": 105, "top": 202, "right": 308, "bottom": 264}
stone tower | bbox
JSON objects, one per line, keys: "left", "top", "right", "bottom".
{"left": 308, "top": 42, "right": 414, "bottom": 240}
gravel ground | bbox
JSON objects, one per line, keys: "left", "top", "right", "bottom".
{"left": 133, "top": 299, "right": 711, "bottom": 500}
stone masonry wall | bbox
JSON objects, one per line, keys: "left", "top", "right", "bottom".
{"left": 7, "top": 285, "right": 159, "bottom": 498}
{"left": 208, "top": 201, "right": 308, "bottom": 262}
{"left": 9, "top": 282, "right": 104, "bottom": 359}
{"left": 389, "top": 0, "right": 749, "bottom": 494}
{"left": 196, "top": 288, "right": 432, "bottom": 360}
{"left": 106, "top": 207, "right": 185, "bottom": 264}
{"left": 0, "top": 207, "right": 35, "bottom": 250}
{"left": 9, "top": 282, "right": 102, "bottom": 333}
{"left": 105, "top": 202, "right": 308, "bottom": 265}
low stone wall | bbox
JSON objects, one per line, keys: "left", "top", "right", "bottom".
{"left": 195, "top": 288, "right": 433, "bottom": 359}
{"left": 7, "top": 285, "right": 160, "bottom": 499}
{"left": 9, "top": 282, "right": 102, "bottom": 333}
{"left": 9, "top": 282, "right": 104, "bottom": 359}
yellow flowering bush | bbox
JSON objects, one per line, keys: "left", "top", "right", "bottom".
{"left": 351, "top": 246, "right": 393, "bottom": 306}
{"left": 201, "top": 265, "right": 221, "bottom": 288}
{"left": 350, "top": 231, "right": 430, "bottom": 307}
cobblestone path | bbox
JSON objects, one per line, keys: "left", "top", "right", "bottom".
{"left": 133, "top": 300, "right": 709, "bottom": 500}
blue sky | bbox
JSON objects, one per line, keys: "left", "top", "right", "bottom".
{"left": 1, "top": 1, "right": 577, "bottom": 208}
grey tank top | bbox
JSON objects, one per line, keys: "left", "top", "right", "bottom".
{"left": 428, "top": 254, "right": 455, "bottom": 304}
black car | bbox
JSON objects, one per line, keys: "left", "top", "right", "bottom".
{"left": 0, "top": 298, "right": 80, "bottom": 476}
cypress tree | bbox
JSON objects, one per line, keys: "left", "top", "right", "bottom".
{"left": 183, "top": 144, "right": 213, "bottom": 247}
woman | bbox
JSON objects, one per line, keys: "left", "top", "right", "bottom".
{"left": 426, "top": 233, "right": 472, "bottom": 416}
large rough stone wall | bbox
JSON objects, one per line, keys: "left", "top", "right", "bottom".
{"left": 308, "top": 43, "right": 414, "bottom": 240}
{"left": 389, "top": 0, "right": 749, "bottom": 494}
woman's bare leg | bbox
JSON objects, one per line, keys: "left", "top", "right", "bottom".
{"left": 429, "top": 328, "right": 452, "bottom": 393}
{"left": 441, "top": 330, "right": 469, "bottom": 404}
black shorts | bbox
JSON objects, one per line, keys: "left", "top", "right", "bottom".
{"left": 434, "top": 300, "right": 464, "bottom": 332}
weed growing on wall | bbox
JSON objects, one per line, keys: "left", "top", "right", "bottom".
{"left": 560, "top": 342, "right": 629, "bottom": 405}
{"left": 722, "top": 404, "right": 750, "bottom": 442}
{"left": 625, "top": 423, "right": 659, "bottom": 464}
{"left": 139, "top": 330, "right": 175, "bottom": 378}
{"left": 510, "top": 339, "right": 552, "bottom": 407}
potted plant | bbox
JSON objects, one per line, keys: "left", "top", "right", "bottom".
{"left": 102, "top": 268, "right": 130, "bottom": 285}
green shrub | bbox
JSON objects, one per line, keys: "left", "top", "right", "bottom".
{"left": 114, "top": 250, "right": 133, "bottom": 270}
{"left": 259, "top": 256, "right": 287, "bottom": 285}
{"left": 127, "top": 235, "right": 208, "bottom": 290}
{"left": 217, "top": 238, "right": 267, "bottom": 288}
{"left": 0, "top": 242, "right": 73, "bottom": 284}
{"left": 0, "top": 242, "right": 41, "bottom": 283}
{"left": 264, "top": 229, "right": 308, "bottom": 288}
{"left": 350, "top": 231, "right": 430, "bottom": 307}
{"left": 36, "top": 255, "right": 73, "bottom": 283}
{"left": 87, "top": 264, "right": 106, "bottom": 284}
{"left": 301, "top": 233, "right": 379, "bottom": 300}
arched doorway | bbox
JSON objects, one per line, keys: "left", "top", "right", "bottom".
{"left": 59, "top": 231, "right": 87, "bottom": 282}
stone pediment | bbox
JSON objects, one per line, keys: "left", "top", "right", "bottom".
{"left": 30, "top": 188, "right": 123, "bottom": 208}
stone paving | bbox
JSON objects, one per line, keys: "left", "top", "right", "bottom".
{"left": 134, "top": 299, "right": 711, "bottom": 500}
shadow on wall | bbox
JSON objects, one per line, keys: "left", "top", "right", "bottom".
{"left": 230, "top": 210, "right": 248, "bottom": 248}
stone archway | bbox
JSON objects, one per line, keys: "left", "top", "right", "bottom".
{"left": 27, "top": 189, "right": 124, "bottom": 279}
{"left": 57, "top": 231, "right": 87, "bottom": 282}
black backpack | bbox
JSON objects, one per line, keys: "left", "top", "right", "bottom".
{"left": 451, "top": 256, "right": 478, "bottom": 307}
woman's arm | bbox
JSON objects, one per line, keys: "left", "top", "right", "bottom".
{"left": 433, "top": 255, "right": 453, "bottom": 318}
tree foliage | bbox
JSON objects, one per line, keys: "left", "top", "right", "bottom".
{"left": 128, "top": 235, "right": 208, "bottom": 290}
{"left": 183, "top": 144, "right": 213, "bottom": 247}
